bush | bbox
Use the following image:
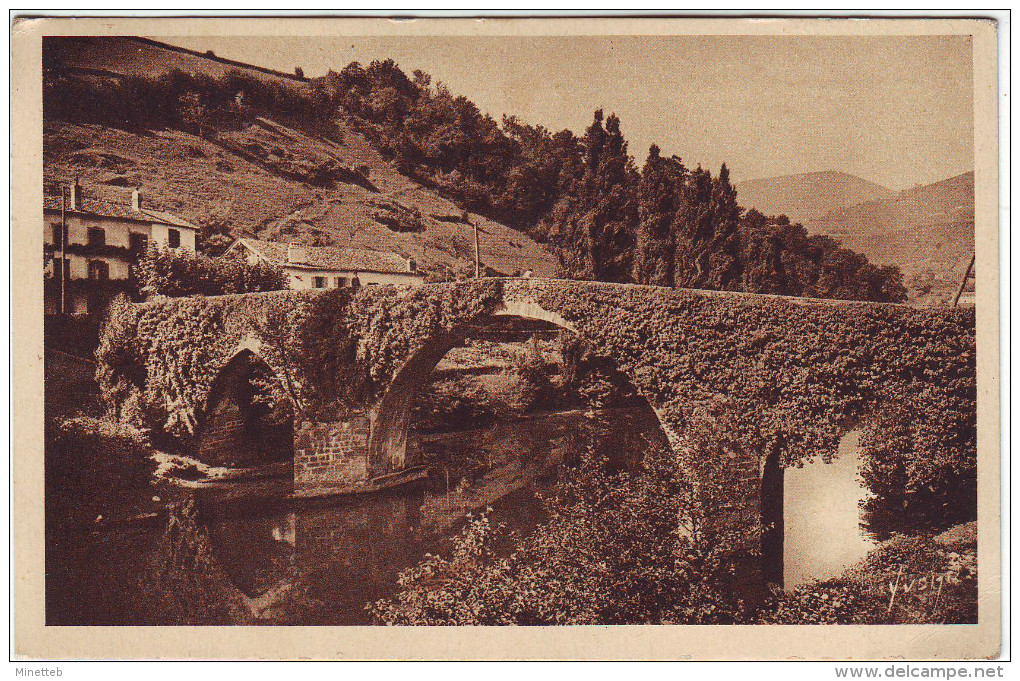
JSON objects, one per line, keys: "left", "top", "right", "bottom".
{"left": 44, "top": 314, "right": 101, "bottom": 356}
{"left": 411, "top": 374, "right": 495, "bottom": 432}
{"left": 45, "top": 415, "right": 157, "bottom": 526}
{"left": 369, "top": 431, "right": 753, "bottom": 625}
{"left": 760, "top": 528, "right": 977, "bottom": 624}
{"left": 135, "top": 243, "right": 286, "bottom": 298}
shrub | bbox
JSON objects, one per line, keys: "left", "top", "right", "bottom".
{"left": 135, "top": 243, "right": 286, "bottom": 298}
{"left": 369, "top": 433, "right": 752, "bottom": 625}
{"left": 860, "top": 396, "right": 976, "bottom": 539}
{"left": 45, "top": 415, "right": 156, "bottom": 527}
{"left": 760, "top": 530, "right": 977, "bottom": 624}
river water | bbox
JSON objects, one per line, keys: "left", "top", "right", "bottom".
{"left": 46, "top": 411, "right": 876, "bottom": 625}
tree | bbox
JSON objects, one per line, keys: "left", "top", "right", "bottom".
{"left": 549, "top": 110, "right": 639, "bottom": 282}
{"left": 633, "top": 144, "right": 683, "bottom": 287}
{"left": 135, "top": 244, "right": 285, "bottom": 298}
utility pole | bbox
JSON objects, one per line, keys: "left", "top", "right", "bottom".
{"left": 952, "top": 252, "right": 975, "bottom": 308}
{"left": 59, "top": 185, "right": 67, "bottom": 314}
{"left": 473, "top": 219, "right": 481, "bottom": 278}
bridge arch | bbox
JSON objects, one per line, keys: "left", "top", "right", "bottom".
{"left": 195, "top": 348, "right": 295, "bottom": 468}
{"left": 366, "top": 301, "right": 672, "bottom": 480}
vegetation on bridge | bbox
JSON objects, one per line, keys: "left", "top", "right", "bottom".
{"left": 98, "top": 279, "right": 975, "bottom": 542}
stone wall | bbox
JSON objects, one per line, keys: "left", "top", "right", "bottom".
{"left": 294, "top": 417, "right": 372, "bottom": 487}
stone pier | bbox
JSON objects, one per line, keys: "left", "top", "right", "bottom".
{"left": 293, "top": 416, "right": 373, "bottom": 488}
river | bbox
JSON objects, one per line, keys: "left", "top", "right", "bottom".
{"left": 45, "top": 410, "right": 876, "bottom": 625}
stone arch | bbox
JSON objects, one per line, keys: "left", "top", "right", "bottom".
{"left": 196, "top": 348, "right": 295, "bottom": 468}
{"left": 366, "top": 300, "right": 672, "bottom": 480}
{"left": 759, "top": 444, "right": 785, "bottom": 589}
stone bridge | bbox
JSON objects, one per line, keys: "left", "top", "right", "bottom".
{"left": 101, "top": 277, "right": 975, "bottom": 586}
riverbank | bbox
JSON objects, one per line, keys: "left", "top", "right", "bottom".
{"left": 761, "top": 522, "right": 977, "bottom": 624}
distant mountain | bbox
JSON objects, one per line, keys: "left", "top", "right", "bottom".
{"left": 735, "top": 171, "right": 895, "bottom": 224}
{"left": 807, "top": 171, "right": 975, "bottom": 297}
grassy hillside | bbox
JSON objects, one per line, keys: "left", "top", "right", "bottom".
{"left": 43, "top": 117, "right": 559, "bottom": 278}
{"left": 807, "top": 171, "right": 974, "bottom": 296}
{"left": 735, "top": 170, "right": 894, "bottom": 224}
{"left": 44, "top": 36, "right": 306, "bottom": 86}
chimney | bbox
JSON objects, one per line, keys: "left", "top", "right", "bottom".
{"left": 131, "top": 189, "right": 142, "bottom": 211}
{"left": 67, "top": 180, "right": 79, "bottom": 210}
{"left": 287, "top": 243, "right": 307, "bottom": 264}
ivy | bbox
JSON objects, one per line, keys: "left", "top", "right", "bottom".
{"left": 96, "top": 279, "right": 975, "bottom": 532}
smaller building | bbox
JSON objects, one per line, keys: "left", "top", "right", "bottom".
{"left": 224, "top": 238, "right": 424, "bottom": 290}
{"left": 45, "top": 183, "right": 199, "bottom": 315}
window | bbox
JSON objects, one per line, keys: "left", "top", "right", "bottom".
{"left": 313, "top": 276, "right": 327, "bottom": 289}
{"left": 335, "top": 277, "right": 349, "bottom": 288}
{"left": 87, "top": 260, "right": 109, "bottom": 281}
{"left": 87, "top": 227, "right": 105, "bottom": 247}
{"left": 50, "top": 223, "right": 62, "bottom": 247}
{"left": 167, "top": 228, "right": 181, "bottom": 249}
{"left": 129, "top": 232, "right": 148, "bottom": 255}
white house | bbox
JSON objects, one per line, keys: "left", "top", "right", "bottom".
{"left": 224, "top": 238, "right": 424, "bottom": 290}
{"left": 44, "top": 183, "right": 199, "bottom": 315}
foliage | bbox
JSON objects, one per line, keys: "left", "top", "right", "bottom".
{"left": 369, "top": 431, "right": 754, "bottom": 625}
{"left": 411, "top": 374, "right": 497, "bottom": 432}
{"left": 193, "top": 200, "right": 238, "bottom": 255}
{"left": 135, "top": 243, "right": 286, "bottom": 298}
{"left": 44, "top": 415, "right": 156, "bottom": 527}
{"left": 45, "top": 63, "right": 905, "bottom": 302}
{"left": 760, "top": 525, "right": 977, "bottom": 624}
{"left": 558, "top": 333, "right": 638, "bottom": 409}
{"left": 44, "top": 67, "right": 335, "bottom": 137}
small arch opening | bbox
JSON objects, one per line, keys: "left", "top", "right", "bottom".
{"left": 196, "top": 350, "right": 294, "bottom": 468}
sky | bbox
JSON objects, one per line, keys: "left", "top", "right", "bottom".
{"left": 164, "top": 34, "right": 974, "bottom": 191}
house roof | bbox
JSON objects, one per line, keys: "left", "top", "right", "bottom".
{"left": 44, "top": 196, "right": 198, "bottom": 230}
{"left": 233, "top": 238, "right": 415, "bottom": 275}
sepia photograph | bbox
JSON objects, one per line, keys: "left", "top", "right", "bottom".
{"left": 11, "top": 15, "right": 1001, "bottom": 661}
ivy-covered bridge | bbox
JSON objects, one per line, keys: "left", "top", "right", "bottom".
{"left": 97, "top": 278, "right": 976, "bottom": 585}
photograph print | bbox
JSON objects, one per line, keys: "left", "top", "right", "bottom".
{"left": 15, "top": 16, "right": 999, "bottom": 660}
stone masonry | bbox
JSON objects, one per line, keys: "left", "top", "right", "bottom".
{"left": 293, "top": 416, "right": 372, "bottom": 487}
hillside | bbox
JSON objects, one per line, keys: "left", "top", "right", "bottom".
{"left": 40, "top": 37, "right": 910, "bottom": 302}
{"left": 806, "top": 171, "right": 974, "bottom": 284}
{"left": 44, "top": 36, "right": 306, "bottom": 86}
{"left": 43, "top": 118, "right": 559, "bottom": 279}
{"left": 42, "top": 37, "right": 558, "bottom": 278}
{"left": 735, "top": 171, "right": 895, "bottom": 224}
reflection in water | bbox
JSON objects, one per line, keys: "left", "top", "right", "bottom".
{"left": 46, "top": 407, "right": 877, "bottom": 624}
{"left": 202, "top": 407, "right": 667, "bottom": 624}
{"left": 783, "top": 430, "right": 876, "bottom": 589}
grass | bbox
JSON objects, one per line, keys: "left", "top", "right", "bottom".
{"left": 44, "top": 116, "right": 559, "bottom": 278}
